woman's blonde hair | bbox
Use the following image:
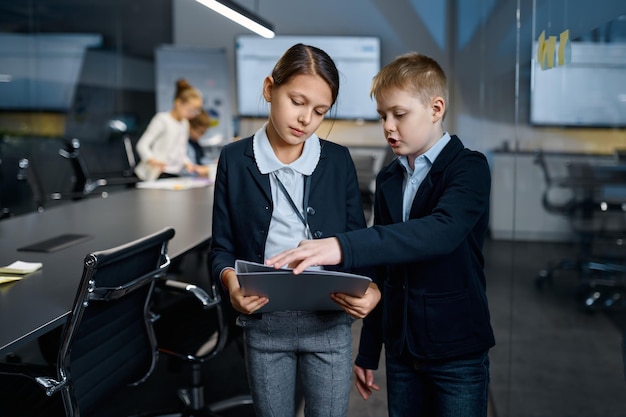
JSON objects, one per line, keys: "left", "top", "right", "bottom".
{"left": 174, "top": 78, "right": 201, "bottom": 103}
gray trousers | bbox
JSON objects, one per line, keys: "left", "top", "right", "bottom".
{"left": 237, "top": 311, "right": 354, "bottom": 417}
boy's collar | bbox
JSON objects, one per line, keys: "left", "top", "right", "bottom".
{"left": 398, "top": 132, "right": 451, "bottom": 171}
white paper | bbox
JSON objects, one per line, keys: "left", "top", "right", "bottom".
{"left": 136, "top": 177, "right": 213, "bottom": 190}
{"left": 0, "top": 260, "right": 43, "bottom": 274}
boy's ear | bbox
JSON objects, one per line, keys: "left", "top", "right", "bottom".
{"left": 262, "top": 76, "right": 274, "bottom": 102}
{"left": 431, "top": 96, "right": 446, "bottom": 122}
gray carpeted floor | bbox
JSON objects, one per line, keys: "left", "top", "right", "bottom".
{"left": 485, "top": 239, "right": 626, "bottom": 417}
{"left": 345, "top": 238, "right": 626, "bottom": 417}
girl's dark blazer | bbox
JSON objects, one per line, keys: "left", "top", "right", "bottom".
{"left": 209, "top": 135, "right": 367, "bottom": 284}
{"left": 338, "top": 135, "right": 496, "bottom": 366}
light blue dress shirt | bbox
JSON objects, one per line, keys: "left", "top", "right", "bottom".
{"left": 398, "top": 132, "right": 451, "bottom": 221}
{"left": 252, "top": 123, "right": 321, "bottom": 260}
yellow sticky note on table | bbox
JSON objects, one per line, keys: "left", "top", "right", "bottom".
{"left": 0, "top": 275, "right": 24, "bottom": 284}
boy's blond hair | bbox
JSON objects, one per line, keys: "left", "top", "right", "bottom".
{"left": 370, "top": 52, "right": 448, "bottom": 119}
{"left": 189, "top": 109, "right": 211, "bottom": 131}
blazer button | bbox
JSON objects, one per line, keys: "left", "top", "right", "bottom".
{"left": 313, "top": 230, "right": 323, "bottom": 238}
{"left": 306, "top": 207, "right": 315, "bottom": 215}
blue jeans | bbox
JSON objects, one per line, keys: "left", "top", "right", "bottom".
{"left": 386, "top": 349, "right": 490, "bottom": 417}
{"left": 237, "top": 311, "right": 354, "bottom": 417}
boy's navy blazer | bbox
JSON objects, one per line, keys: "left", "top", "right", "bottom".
{"left": 338, "top": 135, "right": 496, "bottom": 365}
{"left": 209, "top": 135, "right": 367, "bottom": 283}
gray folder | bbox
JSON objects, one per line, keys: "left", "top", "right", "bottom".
{"left": 235, "top": 260, "right": 372, "bottom": 313}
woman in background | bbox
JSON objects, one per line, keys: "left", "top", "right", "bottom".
{"left": 134, "top": 78, "right": 203, "bottom": 180}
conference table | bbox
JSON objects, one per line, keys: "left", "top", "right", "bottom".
{"left": 0, "top": 183, "right": 214, "bottom": 355}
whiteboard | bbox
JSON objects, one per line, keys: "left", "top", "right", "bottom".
{"left": 235, "top": 35, "right": 380, "bottom": 121}
{"left": 156, "top": 45, "right": 233, "bottom": 147}
{"left": 530, "top": 41, "right": 626, "bottom": 127}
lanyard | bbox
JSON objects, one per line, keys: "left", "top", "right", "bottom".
{"left": 273, "top": 172, "right": 313, "bottom": 239}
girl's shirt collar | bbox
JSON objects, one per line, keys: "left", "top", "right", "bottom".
{"left": 253, "top": 122, "right": 321, "bottom": 176}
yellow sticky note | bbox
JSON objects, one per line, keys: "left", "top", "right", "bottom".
{"left": 0, "top": 275, "right": 24, "bottom": 284}
{"left": 558, "top": 29, "right": 570, "bottom": 66}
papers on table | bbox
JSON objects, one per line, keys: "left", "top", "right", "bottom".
{"left": 235, "top": 260, "right": 372, "bottom": 313}
{"left": 0, "top": 260, "right": 43, "bottom": 274}
{"left": 0, "top": 260, "right": 43, "bottom": 284}
{"left": 136, "top": 177, "right": 213, "bottom": 190}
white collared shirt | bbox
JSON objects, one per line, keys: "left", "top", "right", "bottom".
{"left": 398, "top": 132, "right": 451, "bottom": 221}
{"left": 253, "top": 123, "right": 321, "bottom": 260}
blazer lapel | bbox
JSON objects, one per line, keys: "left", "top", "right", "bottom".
{"left": 408, "top": 135, "right": 463, "bottom": 218}
{"left": 243, "top": 140, "right": 272, "bottom": 202}
{"left": 409, "top": 170, "right": 436, "bottom": 218}
{"left": 308, "top": 140, "right": 328, "bottom": 192}
{"left": 378, "top": 161, "right": 404, "bottom": 224}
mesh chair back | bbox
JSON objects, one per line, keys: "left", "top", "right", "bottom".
{"left": 58, "top": 227, "right": 175, "bottom": 417}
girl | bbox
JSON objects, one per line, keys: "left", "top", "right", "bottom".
{"left": 208, "top": 43, "right": 380, "bottom": 417}
{"left": 134, "top": 78, "right": 203, "bottom": 180}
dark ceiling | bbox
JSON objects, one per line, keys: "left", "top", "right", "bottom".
{"left": 0, "top": 0, "right": 173, "bottom": 60}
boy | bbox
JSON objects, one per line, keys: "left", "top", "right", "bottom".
{"left": 266, "top": 52, "right": 495, "bottom": 417}
{"left": 188, "top": 109, "right": 211, "bottom": 166}
{"left": 185, "top": 109, "right": 214, "bottom": 178}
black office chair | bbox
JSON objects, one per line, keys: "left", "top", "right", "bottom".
{"left": 0, "top": 227, "right": 175, "bottom": 417}
{"left": 57, "top": 138, "right": 140, "bottom": 196}
{"left": 534, "top": 150, "right": 626, "bottom": 308}
{"left": 16, "top": 156, "right": 107, "bottom": 211}
{"left": 533, "top": 150, "right": 583, "bottom": 280}
{"left": 350, "top": 148, "right": 389, "bottom": 227}
{"left": 15, "top": 139, "right": 139, "bottom": 212}
{"left": 16, "top": 158, "right": 48, "bottom": 211}
{"left": 144, "top": 254, "right": 254, "bottom": 417}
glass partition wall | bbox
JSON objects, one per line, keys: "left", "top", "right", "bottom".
{"left": 454, "top": 0, "right": 626, "bottom": 415}
{"left": 0, "top": 0, "right": 171, "bottom": 215}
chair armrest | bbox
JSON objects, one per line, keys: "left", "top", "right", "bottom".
{"left": 159, "top": 279, "right": 221, "bottom": 309}
{"left": 0, "top": 362, "right": 65, "bottom": 396}
{"left": 153, "top": 279, "right": 229, "bottom": 361}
